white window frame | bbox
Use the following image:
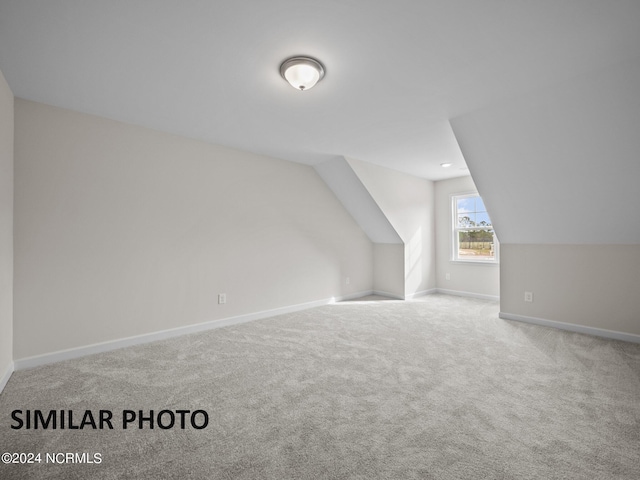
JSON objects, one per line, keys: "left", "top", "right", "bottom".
{"left": 451, "top": 192, "right": 499, "bottom": 264}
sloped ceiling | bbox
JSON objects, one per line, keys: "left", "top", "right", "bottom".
{"left": 1, "top": 1, "right": 639, "bottom": 182}
{"left": 451, "top": 58, "right": 640, "bottom": 244}
{"left": 314, "top": 157, "right": 402, "bottom": 244}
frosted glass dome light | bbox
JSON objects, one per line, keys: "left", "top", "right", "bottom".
{"left": 280, "top": 56, "right": 325, "bottom": 91}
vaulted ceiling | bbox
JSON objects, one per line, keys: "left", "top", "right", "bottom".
{"left": 1, "top": 0, "right": 639, "bottom": 183}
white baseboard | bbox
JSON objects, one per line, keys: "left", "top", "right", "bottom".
{"left": 436, "top": 288, "right": 499, "bottom": 302}
{"left": 405, "top": 288, "right": 437, "bottom": 300}
{"left": 370, "top": 289, "right": 437, "bottom": 300}
{"left": 14, "top": 291, "right": 373, "bottom": 371}
{"left": 0, "top": 361, "right": 14, "bottom": 395}
{"left": 371, "top": 290, "right": 405, "bottom": 300}
{"left": 499, "top": 312, "right": 640, "bottom": 344}
{"left": 337, "top": 290, "right": 375, "bottom": 301}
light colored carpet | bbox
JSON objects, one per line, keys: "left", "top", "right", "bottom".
{"left": 1, "top": 294, "right": 639, "bottom": 479}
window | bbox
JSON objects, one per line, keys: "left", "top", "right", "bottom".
{"left": 452, "top": 193, "right": 498, "bottom": 263}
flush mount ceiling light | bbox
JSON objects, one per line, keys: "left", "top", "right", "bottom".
{"left": 440, "top": 162, "right": 453, "bottom": 168}
{"left": 280, "top": 56, "right": 325, "bottom": 91}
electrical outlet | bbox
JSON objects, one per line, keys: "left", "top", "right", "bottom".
{"left": 524, "top": 291, "right": 533, "bottom": 303}
{"left": 445, "top": 273, "right": 451, "bottom": 280}
{"left": 218, "top": 293, "right": 226, "bottom": 304}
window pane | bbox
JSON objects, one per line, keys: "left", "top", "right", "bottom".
{"left": 475, "top": 212, "right": 492, "bottom": 226}
{"left": 453, "top": 193, "right": 498, "bottom": 263}
{"left": 456, "top": 197, "right": 475, "bottom": 213}
{"left": 457, "top": 229, "right": 496, "bottom": 260}
{"left": 457, "top": 214, "right": 475, "bottom": 227}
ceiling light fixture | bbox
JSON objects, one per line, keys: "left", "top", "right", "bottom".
{"left": 440, "top": 162, "right": 453, "bottom": 168}
{"left": 280, "top": 56, "right": 325, "bottom": 91}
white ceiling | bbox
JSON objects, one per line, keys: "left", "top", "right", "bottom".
{"left": 1, "top": 0, "right": 639, "bottom": 181}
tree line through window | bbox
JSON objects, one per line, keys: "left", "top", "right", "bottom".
{"left": 452, "top": 193, "right": 498, "bottom": 262}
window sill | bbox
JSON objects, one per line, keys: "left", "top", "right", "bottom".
{"left": 450, "top": 260, "right": 499, "bottom": 266}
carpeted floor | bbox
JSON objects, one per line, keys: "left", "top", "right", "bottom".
{"left": 1, "top": 294, "right": 639, "bottom": 479}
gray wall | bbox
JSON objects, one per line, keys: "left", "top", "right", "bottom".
{"left": 0, "top": 69, "right": 13, "bottom": 387}
{"left": 451, "top": 58, "right": 640, "bottom": 337}
{"left": 347, "top": 157, "right": 436, "bottom": 298}
{"left": 501, "top": 244, "right": 640, "bottom": 337}
{"left": 372, "top": 243, "right": 405, "bottom": 299}
{"left": 13, "top": 99, "right": 374, "bottom": 360}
